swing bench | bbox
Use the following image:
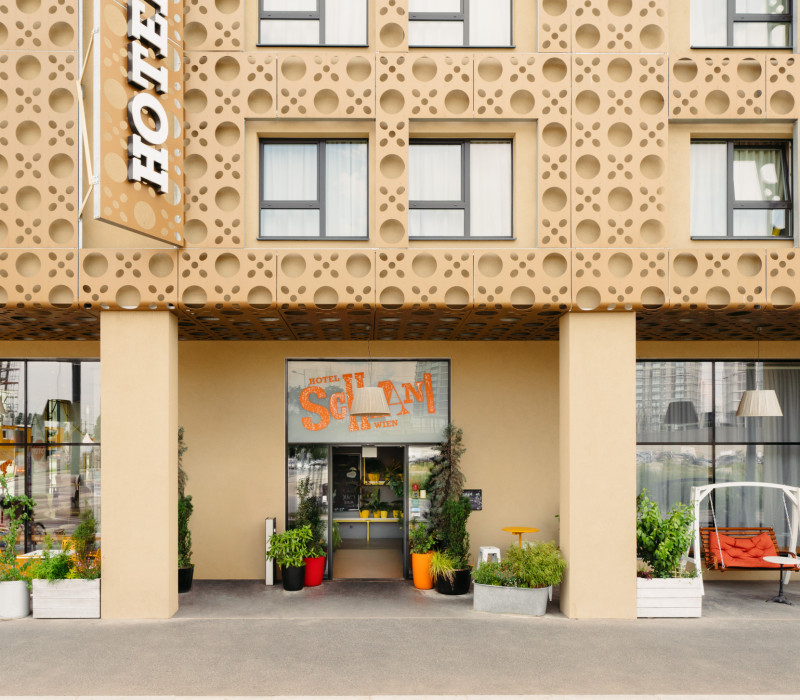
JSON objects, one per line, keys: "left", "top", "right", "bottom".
{"left": 690, "top": 482, "right": 800, "bottom": 591}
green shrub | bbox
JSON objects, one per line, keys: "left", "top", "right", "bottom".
{"left": 409, "top": 520, "right": 435, "bottom": 554}
{"left": 295, "top": 478, "right": 325, "bottom": 557}
{"left": 439, "top": 496, "right": 471, "bottom": 569}
{"left": 428, "top": 550, "right": 456, "bottom": 584}
{"left": 268, "top": 525, "right": 314, "bottom": 568}
{"left": 472, "top": 542, "right": 566, "bottom": 588}
{"left": 178, "top": 495, "right": 194, "bottom": 568}
{"left": 636, "top": 489, "right": 695, "bottom": 578}
{"left": 29, "top": 536, "right": 71, "bottom": 582}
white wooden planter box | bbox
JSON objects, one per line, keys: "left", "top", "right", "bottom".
{"left": 637, "top": 577, "right": 702, "bottom": 618}
{"left": 32, "top": 579, "right": 100, "bottom": 619}
{"left": 473, "top": 583, "right": 552, "bottom": 616}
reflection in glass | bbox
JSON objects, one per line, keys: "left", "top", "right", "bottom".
{"left": 408, "top": 446, "right": 436, "bottom": 523}
{"left": 0, "top": 446, "right": 27, "bottom": 554}
{"left": 259, "top": 19, "right": 320, "bottom": 45}
{"left": 287, "top": 445, "right": 328, "bottom": 576}
{"left": 409, "top": 20, "right": 464, "bottom": 46}
{"left": 637, "top": 445, "right": 712, "bottom": 515}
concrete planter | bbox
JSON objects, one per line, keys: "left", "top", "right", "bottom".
{"left": 32, "top": 579, "right": 100, "bottom": 619}
{"left": 637, "top": 577, "right": 702, "bottom": 618}
{"left": 0, "top": 580, "right": 30, "bottom": 619}
{"left": 473, "top": 582, "right": 551, "bottom": 616}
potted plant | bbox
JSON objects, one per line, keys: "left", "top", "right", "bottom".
{"left": 30, "top": 512, "right": 101, "bottom": 619}
{"left": 0, "top": 473, "right": 35, "bottom": 619}
{"left": 636, "top": 489, "right": 701, "bottom": 618}
{"left": 178, "top": 426, "right": 195, "bottom": 593}
{"left": 295, "top": 478, "right": 326, "bottom": 587}
{"left": 409, "top": 520, "right": 435, "bottom": 590}
{"left": 472, "top": 542, "right": 566, "bottom": 616}
{"left": 268, "top": 524, "right": 314, "bottom": 591}
{"left": 432, "top": 496, "right": 472, "bottom": 595}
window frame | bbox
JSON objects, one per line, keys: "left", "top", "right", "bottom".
{"left": 257, "top": 0, "right": 369, "bottom": 48}
{"left": 408, "top": 0, "right": 514, "bottom": 48}
{"left": 408, "top": 138, "right": 514, "bottom": 241}
{"left": 258, "top": 138, "right": 369, "bottom": 241}
{"left": 691, "top": 138, "right": 793, "bottom": 241}
{"left": 691, "top": 0, "right": 793, "bottom": 49}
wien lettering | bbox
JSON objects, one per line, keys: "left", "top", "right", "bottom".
{"left": 126, "top": 0, "right": 169, "bottom": 194}
{"left": 299, "top": 372, "right": 436, "bottom": 433}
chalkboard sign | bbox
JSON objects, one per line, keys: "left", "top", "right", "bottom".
{"left": 464, "top": 489, "right": 482, "bottom": 511}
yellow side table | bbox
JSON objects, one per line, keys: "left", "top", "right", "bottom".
{"left": 502, "top": 526, "right": 539, "bottom": 548}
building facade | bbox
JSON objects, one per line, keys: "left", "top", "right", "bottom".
{"left": 1, "top": 0, "right": 800, "bottom": 619}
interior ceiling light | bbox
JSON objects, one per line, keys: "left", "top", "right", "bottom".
{"left": 350, "top": 340, "right": 390, "bottom": 418}
{"left": 736, "top": 329, "right": 782, "bottom": 418}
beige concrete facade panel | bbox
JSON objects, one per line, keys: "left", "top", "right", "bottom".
{"left": 0, "top": 0, "right": 78, "bottom": 52}
{"left": 0, "top": 249, "right": 78, "bottom": 308}
{"left": 376, "top": 0, "right": 408, "bottom": 53}
{"left": 669, "top": 249, "right": 767, "bottom": 311}
{"left": 185, "top": 0, "right": 243, "bottom": 52}
{"left": 572, "top": 0, "right": 667, "bottom": 54}
{"left": 766, "top": 250, "right": 800, "bottom": 311}
{"left": 179, "top": 248, "right": 275, "bottom": 308}
{"left": 79, "top": 249, "right": 179, "bottom": 311}
{"left": 539, "top": 0, "right": 571, "bottom": 52}
{"left": 0, "top": 52, "right": 79, "bottom": 248}
{"left": 766, "top": 56, "right": 800, "bottom": 119}
{"left": 375, "top": 115, "right": 409, "bottom": 247}
{"left": 670, "top": 55, "right": 767, "bottom": 120}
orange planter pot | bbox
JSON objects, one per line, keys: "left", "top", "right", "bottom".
{"left": 411, "top": 551, "right": 434, "bottom": 590}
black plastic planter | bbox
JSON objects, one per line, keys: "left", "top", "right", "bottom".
{"left": 435, "top": 568, "right": 471, "bottom": 595}
{"left": 178, "top": 566, "right": 194, "bottom": 593}
{"left": 281, "top": 564, "right": 306, "bottom": 591}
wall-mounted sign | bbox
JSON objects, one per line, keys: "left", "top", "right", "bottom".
{"left": 93, "top": 0, "right": 184, "bottom": 245}
{"left": 287, "top": 360, "right": 450, "bottom": 444}
{"left": 463, "top": 489, "right": 482, "bottom": 511}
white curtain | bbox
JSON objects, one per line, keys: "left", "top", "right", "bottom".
{"left": 469, "top": 0, "right": 511, "bottom": 46}
{"left": 734, "top": 148, "right": 785, "bottom": 200}
{"left": 470, "top": 142, "right": 511, "bottom": 237}
{"left": 325, "top": 0, "right": 367, "bottom": 44}
{"left": 260, "top": 209, "right": 320, "bottom": 238}
{"left": 691, "top": 0, "right": 727, "bottom": 46}
{"left": 410, "top": 0, "right": 461, "bottom": 11}
{"left": 260, "top": 19, "right": 320, "bottom": 44}
{"left": 409, "top": 144, "right": 462, "bottom": 201}
{"left": 263, "top": 0, "right": 316, "bottom": 9}
{"left": 262, "top": 143, "right": 317, "bottom": 201}
{"left": 409, "top": 20, "right": 463, "bottom": 46}
{"left": 409, "top": 210, "right": 464, "bottom": 237}
{"left": 690, "top": 143, "right": 727, "bottom": 237}
{"left": 325, "top": 142, "right": 367, "bottom": 237}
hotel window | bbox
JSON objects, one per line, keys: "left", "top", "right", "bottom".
{"left": 408, "top": 0, "right": 512, "bottom": 47}
{"left": 259, "top": 139, "right": 368, "bottom": 240}
{"left": 691, "top": 0, "right": 791, "bottom": 48}
{"left": 690, "top": 140, "right": 792, "bottom": 239}
{"left": 258, "top": 0, "right": 367, "bottom": 46}
{"left": 409, "top": 140, "right": 512, "bottom": 239}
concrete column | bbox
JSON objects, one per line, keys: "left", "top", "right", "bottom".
{"left": 559, "top": 312, "right": 636, "bottom": 619}
{"left": 101, "top": 311, "right": 178, "bottom": 618}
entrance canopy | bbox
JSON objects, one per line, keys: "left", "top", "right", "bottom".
{"left": 689, "top": 482, "right": 800, "bottom": 589}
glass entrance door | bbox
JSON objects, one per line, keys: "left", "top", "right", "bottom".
{"left": 287, "top": 445, "right": 329, "bottom": 577}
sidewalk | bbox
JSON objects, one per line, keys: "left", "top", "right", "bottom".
{"left": 2, "top": 579, "right": 799, "bottom": 697}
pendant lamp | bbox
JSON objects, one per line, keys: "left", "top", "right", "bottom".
{"left": 350, "top": 341, "right": 390, "bottom": 419}
{"left": 736, "top": 331, "right": 782, "bottom": 417}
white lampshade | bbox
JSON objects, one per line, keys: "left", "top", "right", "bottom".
{"left": 736, "top": 389, "right": 783, "bottom": 417}
{"left": 350, "top": 387, "right": 390, "bottom": 418}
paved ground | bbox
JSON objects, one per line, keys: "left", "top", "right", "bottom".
{"left": 2, "top": 579, "right": 800, "bottom": 697}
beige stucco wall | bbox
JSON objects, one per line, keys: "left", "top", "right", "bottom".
{"left": 178, "top": 339, "right": 559, "bottom": 580}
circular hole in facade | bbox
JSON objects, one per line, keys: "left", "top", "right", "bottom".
{"left": 641, "top": 287, "right": 666, "bottom": 309}
{"left": 542, "top": 122, "right": 567, "bottom": 147}
{"left": 608, "top": 0, "right": 632, "bottom": 15}
{"left": 640, "top": 155, "right": 665, "bottom": 179}
{"left": 281, "top": 254, "right": 306, "bottom": 278}
{"left": 248, "top": 89, "right": 273, "bottom": 114}
{"left": 379, "top": 22, "right": 404, "bottom": 48}
{"left": 412, "top": 254, "right": 437, "bottom": 277}
{"left": 575, "top": 90, "right": 600, "bottom": 114}
{"left": 608, "top": 58, "right": 632, "bottom": 82}
{"left": 510, "top": 90, "right": 535, "bottom": 114}
{"left": 608, "top": 122, "right": 632, "bottom": 147}
{"left": 215, "top": 187, "right": 240, "bottom": 211}
{"left": 49, "top": 153, "right": 74, "bottom": 178}
{"left": 49, "top": 22, "right": 74, "bottom": 47}
{"left": 215, "top": 0, "right": 239, "bottom": 13}
{"left": 0, "top": 156, "right": 6, "bottom": 178}
{"left": 184, "top": 89, "right": 207, "bottom": 113}
{"left": 640, "top": 219, "right": 665, "bottom": 244}
{"left": 379, "top": 89, "right": 404, "bottom": 114}
{"left": 576, "top": 155, "right": 600, "bottom": 179}
{"left": 575, "top": 24, "right": 599, "bottom": 48}
{"left": 16, "top": 55, "right": 41, "bottom": 79}
{"left": 673, "top": 253, "right": 698, "bottom": 277}
{"left": 49, "top": 87, "right": 74, "bottom": 113}
{"left": 215, "top": 122, "right": 240, "bottom": 146}
{"left": 608, "top": 187, "right": 633, "bottom": 211}
{"left": 542, "top": 187, "right": 567, "bottom": 211}
{"left": 148, "top": 253, "right": 174, "bottom": 278}
{"left": 185, "top": 154, "right": 207, "bottom": 178}
{"left": 346, "top": 253, "right": 371, "bottom": 277}
{"left": 707, "top": 286, "right": 730, "bottom": 309}
{"left": 770, "top": 90, "right": 794, "bottom": 115}
{"left": 248, "top": 287, "right": 273, "bottom": 307}
{"left": 477, "top": 253, "right": 502, "bottom": 277}
{"left": 17, "top": 0, "right": 41, "bottom": 12}
{"left": 380, "top": 219, "right": 405, "bottom": 244}
{"left": 705, "top": 90, "right": 730, "bottom": 114}
{"left": 640, "top": 24, "right": 664, "bottom": 49}
{"left": 17, "top": 120, "right": 41, "bottom": 145}
{"left": 184, "top": 22, "right": 207, "bottom": 48}
{"left": 16, "top": 186, "right": 40, "bottom": 211}
{"left": 412, "top": 57, "right": 437, "bottom": 81}
{"left": 576, "top": 220, "right": 601, "bottom": 244}
{"left": 314, "top": 89, "right": 339, "bottom": 114}
{"left": 314, "top": 286, "right": 338, "bottom": 309}
{"left": 380, "top": 286, "right": 404, "bottom": 309}
{"left": 185, "top": 219, "right": 208, "bottom": 244}
{"left": 542, "top": 0, "right": 567, "bottom": 14}
{"left": 737, "top": 58, "right": 762, "bottom": 82}
{"left": 346, "top": 56, "right": 371, "bottom": 81}
{"left": 737, "top": 253, "right": 763, "bottom": 277}
{"left": 48, "top": 285, "right": 74, "bottom": 309}
{"left": 182, "top": 286, "right": 207, "bottom": 308}
{"left": 510, "top": 287, "right": 535, "bottom": 309}
{"left": 445, "top": 287, "right": 469, "bottom": 309}
{"left": 444, "top": 89, "right": 469, "bottom": 114}
{"left": 673, "top": 58, "right": 698, "bottom": 82}
{"left": 542, "top": 58, "right": 567, "bottom": 82}
{"left": 608, "top": 253, "right": 633, "bottom": 277}
{"left": 215, "top": 56, "right": 240, "bottom": 80}
{"left": 477, "top": 57, "right": 502, "bottom": 81}
{"left": 49, "top": 219, "right": 73, "bottom": 244}
{"left": 281, "top": 56, "right": 307, "bottom": 81}
{"left": 16, "top": 252, "right": 41, "bottom": 278}
{"left": 215, "top": 253, "right": 240, "bottom": 278}
{"left": 380, "top": 154, "right": 405, "bottom": 178}
{"left": 576, "top": 287, "right": 601, "bottom": 311}
{"left": 543, "top": 253, "right": 568, "bottom": 276}
{"left": 640, "top": 90, "right": 665, "bottom": 114}
{"left": 771, "top": 286, "right": 795, "bottom": 309}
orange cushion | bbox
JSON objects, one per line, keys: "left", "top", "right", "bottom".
{"left": 708, "top": 532, "right": 779, "bottom": 568}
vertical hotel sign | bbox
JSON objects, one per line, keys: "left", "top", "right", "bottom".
{"left": 93, "top": 0, "right": 184, "bottom": 245}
